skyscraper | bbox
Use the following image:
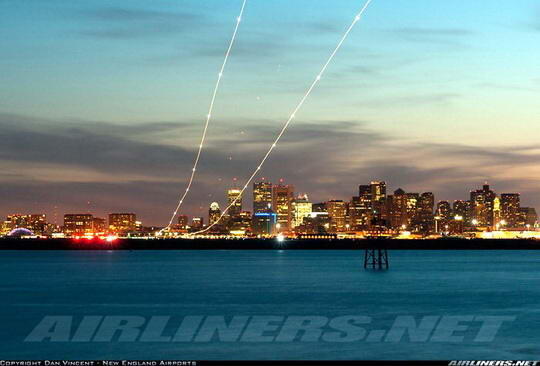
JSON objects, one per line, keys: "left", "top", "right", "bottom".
{"left": 292, "top": 195, "right": 312, "bottom": 228}
{"left": 417, "top": 192, "right": 435, "bottom": 233}
{"left": 501, "top": 193, "right": 520, "bottom": 227}
{"left": 253, "top": 180, "right": 273, "bottom": 213}
{"left": 436, "top": 201, "right": 452, "bottom": 221}
{"left": 453, "top": 200, "right": 471, "bottom": 223}
{"left": 470, "top": 183, "right": 496, "bottom": 227}
{"left": 387, "top": 188, "right": 408, "bottom": 229}
{"left": 327, "top": 200, "right": 347, "bottom": 232}
{"left": 272, "top": 183, "right": 294, "bottom": 232}
{"left": 520, "top": 207, "right": 538, "bottom": 228}
{"left": 370, "top": 181, "right": 386, "bottom": 222}
{"left": 252, "top": 211, "right": 277, "bottom": 236}
{"left": 208, "top": 202, "right": 221, "bottom": 226}
{"left": 227, "top": 188, "right": 243, "bottom": 218}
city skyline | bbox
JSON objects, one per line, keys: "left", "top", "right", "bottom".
{"left": 2, "top": 0, "right": 540, "bottom": 225}
{"left": 2, "top": 179, "right": 537, "bottom": 239}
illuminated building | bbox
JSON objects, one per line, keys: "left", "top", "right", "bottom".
{"left": 349, "top": 196, "right": 367, "bottom": 230}
{"left": 436, "top": 201, "right": 452, "bottom": 221}
{"left": 227, "top": 188, "right": 243, "bottom": 218}
{"left": 252, "top": 210, "right": 277, "bottom": 236}
{"left": 298, "top": 211, "right": 331, "bottom": 234}
{"left": 417, "top": 192, "right": 435, "bottom": 233}
{"left": 470, "top": 183, "right": 496, "bottom": 227}
{"left": 371, "top": 181, "right": 386, "bottom": 203}
{"left": 5, "top": 214, "right": 47, "bottom": 235}
{"left": 370, "top": 181, "right": 387, "bottom": 223}
{"left": 108, "top": 213, "right": 136, "bottom": 234}
{"left": 63, "top": 214, "right": 94, "bottom": 236}
{"left": 272, "top": 183, "right": 294, "bottom": 232}
{"left": 232, "top": 211, "right": 253, "bottom": 235}
{"left": 178, "top": 215, "right": 189, "bottom": 229}
{"left": 191, "top": 217, "right": 204, "bottom": 231}
{"left": 92, "top": 217, "right": 106, "bottom": 234}
{"left": 387, "top": 189, "right": 408, "bottom": 229}
{"left": 520, "top": 207, "right": 538, "bottom": 228}
{"left": 406, "top": 193, "right": 420, "bottom": 227}
{"left": 449, "top": 215, "right": 465, "bottom": 235}
{"left": 493, "top": 196, "right": 501, "bottom": 228}
{"left": 208, "top": 202, "right": 221, "bottom": 226}
{"left": 3, "top": 214, "right": 48, "bottom": 236}
{"left": 312, "top": 202, "right": 327, "bottom": 213}
{"left": 253, "top": 180, "right": 273, "bottom": 213}
{"left": 349, "top": 185, "right": 373, "bottom": 230}
{"left": 453, "top": 200, "right": 471, "bottom": 224}
{"left": 292, "top": 195, "right": 312, "bottom": 228}
{"left": 327, "top": 200, "right": 347, "bottom": 232}
{"left": 501, "top": 193, "right": 520, "bottom": 227}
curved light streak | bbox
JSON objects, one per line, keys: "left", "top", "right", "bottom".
{"left": 166, "top": 0, "right": 248, "bottom": 230}
{"left": 191, "top": 0, "right": 374, "bottom": 236}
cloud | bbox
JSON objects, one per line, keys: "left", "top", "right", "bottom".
{"left": 2, "top": 112, "right": 540, "bottom": 225}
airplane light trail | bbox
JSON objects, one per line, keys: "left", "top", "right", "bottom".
{"left": 165, "top": 0, "right": 248, "bottom": 230}
{"left": 191, "top": 0, "right": 374, "bottom": 236}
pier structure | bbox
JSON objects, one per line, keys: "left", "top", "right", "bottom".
{"left": 364, "top": 249, "right": 389, "bottom": 270}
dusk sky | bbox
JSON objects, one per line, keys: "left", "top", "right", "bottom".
{"left": 1, "top": 0, "right": 540, "bottom": 225}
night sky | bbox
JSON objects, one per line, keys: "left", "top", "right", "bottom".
{"left": 1, "top": 0, "right": 540, "bottom": 225}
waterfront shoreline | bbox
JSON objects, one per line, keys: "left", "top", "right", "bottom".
{"left": 0, "top": 238, "right": 539, "bottom": 250}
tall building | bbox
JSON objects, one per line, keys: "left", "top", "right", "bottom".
{"left": 108, "top": 213, "right": 136, "bottom": 234}
{"left": 387, "top": 188, "right": 408, "bottom": 229}
{"left": 292, "top": 195, "right": 312, "bottom": 229}
{"left": 349, "top": 185, "right": 373, "bottom": 230}
{"left": 233, "top": 211, "right": 253, "bottom": 234}
{"left": 501, "top": 193, "right": 520, "bottom": 227}
{"left": 64, "top": 214, "right": 94, "bottom": 236}
{"left": 208, "top": 202, "right": 221, "bottom": 226}
{"left": 453, "top": 200, "right": 471, "bottom": 223}
{"left": 327, "top": 200, "right": 347, "bottom": 232}
{"left": 272, "top": 183, "right": 294, "bottom": 232}
{"left": 227, "top": 188, "right": 243, "bottom": 218}
{"left": 520, "top": 207, "right": 538, "bottom": 228}
{"left": 436, "top": 201, "right": 452, "bottom": 221}
{"left": 417, "top": 192, "right": 435, "bottom": 233}
{"left": 349, "top": 196, "right": 369, "bottom": 230}
{"left": 371, "top": 181, "right": 386, "bottom": 204}
{"left": 470, "top": 183, "right": 496, "bottom": 227}
{"left": 252, "top": 210, "right": 277, "bottom": 236}
{"left": 405, "top": 193, "right": 420, "bottom": 228}
{"left": 370, "top": 181, "right": 387, "bottom": 222}
{"left": 253, "top": 180, "right": 273, "bottom": 213}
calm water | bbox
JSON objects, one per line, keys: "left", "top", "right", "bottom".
{"left": 1, "top": 250, "right": 540, "bottom": 360}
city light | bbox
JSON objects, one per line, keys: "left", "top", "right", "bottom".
{"left": 1, "top": 181, "right": 538, "bottom": 240}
